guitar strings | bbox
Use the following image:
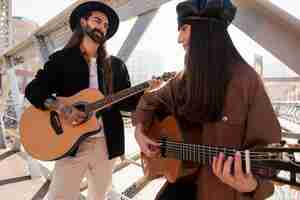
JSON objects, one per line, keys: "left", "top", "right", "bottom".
{"left": 161, "top": 139, "right": 279, "bottom": 155}
{"left": 161, "top": 140, "right": 280, "bottom": 160}
{"left": 165, "top": 145, "right": 300, "bottom": 169}
{"left": 163, "top": 146, "right": 277, "bottom": 161}
{"left": 89, "top": 86, "right": 147, "bottom": 111}
{"left": 163, "top": 144, "right": 275, "bottom": 158}
{"left": 94, "top": 72, "right": 174, "bottom": 110}
{"left": 162, "top": 148, "right": 277, "bottom": 175}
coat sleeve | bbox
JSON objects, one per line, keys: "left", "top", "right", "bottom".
{"left": 25, "top": 53, "right": 62, "bottom": 110}
{"left": 135, "top": 76, "right": 179, "bottom": 131}
{"left": 242, "top": 75, "right": 282, "bottom": 199}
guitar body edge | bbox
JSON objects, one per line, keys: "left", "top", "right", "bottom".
{"left": 20, "top": 88, "right": 104, "bottom": 161}
{"left": 142, "top": 116, "right": 183, "bottom": 183}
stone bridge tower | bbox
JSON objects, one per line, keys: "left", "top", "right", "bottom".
{"left": 0, "top": 0, "right": 12, "bottom": 53}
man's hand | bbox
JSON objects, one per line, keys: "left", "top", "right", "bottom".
{"left": 45, "top": 98, "right": 86, "bottom": 126}
{"left": 212, "top": 152, "right": 258, "bottom": 193}
{"left": 134, "top": 123, "right": 160, "bottom": 157}
{"left": 58, "top": 104, "right": 87, "bottom": 127}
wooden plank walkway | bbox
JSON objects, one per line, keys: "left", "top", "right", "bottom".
{"left": 1, "top": 127, "right": 300, "bottom": 200}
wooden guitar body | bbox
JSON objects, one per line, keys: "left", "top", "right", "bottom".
{"left": 20, "top": 88, "right": 104, "bottom": 161}
{"left": 142, "top": 117, "right": 183, "bottom": 183}
{"left": 142, "top": 117, "right": 300, "bottom": 188}
{"left": 20, "top": 72, "right": 176, "bottom": 161}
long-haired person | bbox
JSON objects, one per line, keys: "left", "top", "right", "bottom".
{"left": 25, "top": 1, "right": 141, "bottom": 199}
{"left": 134, "top": 0, "right": 281, "bottom": 199}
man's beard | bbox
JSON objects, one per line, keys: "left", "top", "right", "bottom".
{"left": 83, "top": 25, "right": 105, "bottom": 44}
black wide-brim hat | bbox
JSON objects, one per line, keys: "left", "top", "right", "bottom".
{"left": 70, "top": 1, "right": 119, "bottom": 40}
{"left": 177, "top": 0, "right": 237, "bottom": 27}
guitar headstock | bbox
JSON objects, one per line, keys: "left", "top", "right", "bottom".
{"left": 251, "top": 142, "right": 300, "bottom": 187}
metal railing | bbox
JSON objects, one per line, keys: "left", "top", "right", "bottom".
{"left": 0, "top": 1, "right": 165, "bottom": 199}
{"left": 273, "top": 101, "right": 300, "bottom": 126}
{"left": 0, "top": 0, "right": 300, "bottom": 199}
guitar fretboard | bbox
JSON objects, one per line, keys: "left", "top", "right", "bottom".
{"left": 160, "top": 138, "right": 276, "bottom": 166}
{"left": 86, "top": 82, "right": 149, "bottom": 112}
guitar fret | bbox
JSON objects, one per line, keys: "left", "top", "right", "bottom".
{"left": 159, "top": 136, "right": 287, "bottom": 188}
{"left": 190, "top": 144, "right": 193, "bottom": 160}
{"left": 183, "top": 147, "right": 185, "bottom": 161}
{"left": 183, "top": 143, "right": 186, "bottom": 160}
{"left": 196, "top": 144, "right": 199, "bottom": 162}
{"left": 186, "top": 146, "right": 188, "bottom": 160}
{"left": 207, "top": 145, "right": 210, "bottom": 164}
{"left": 208, "top": 145, "right": 211, "bottom": 165}
{"left": 112, "top": 83, "right": 148, "bottom": 101}
{"left": 188, "top": 144, "right": 190, "bottom": 161}
{"left": 203, "top": 145, "right": 205, "bottom": 165}
{"left": 87, "top": 82, "right": 149, "bottom": 112}
{"left": 180, "top": 143, "right": 183, "bottom": 160}
{"left": 164, "top": 141, "right": 260, "bottom": 169}
{"left": 210, "top": 145, "right": 213, "bottom": 165}
{"left": 179, "top": 143, "right": 181, "bottom": 160}
{"left": 186, "top": 143, "right": 189, "bottom": 161}
{"left": 195, "top": 145, "right": 197, "bottom": 162}
{"left": 189, "top": 144, "right": 191, "bottom": 161}
{"left": 192, "top": 144, "right": 194, "bottom": 162}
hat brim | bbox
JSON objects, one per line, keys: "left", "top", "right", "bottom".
{"left": 70, "top": 1, "right": 119, "bottom": 40}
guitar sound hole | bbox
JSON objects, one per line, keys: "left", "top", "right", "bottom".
{"left": 50, "top": 111, "right": 63, "bottom": 135}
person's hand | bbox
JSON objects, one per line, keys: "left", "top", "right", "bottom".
{"left": 212, "top": 152, "right": 258, "bottom": 193}
{"left": 145, "top": 79, "right": 163, "bottom": 93}
{"left": 56, "top": 101, "right": 87, "bottom": 127}
{"left": 134, "top": 123, "right": 160, "bottom": 157}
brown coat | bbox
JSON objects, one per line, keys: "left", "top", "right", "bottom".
{"left": 135, "top": 63, "right": 281, "bottom": 200}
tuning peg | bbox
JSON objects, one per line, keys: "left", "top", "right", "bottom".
{"left": 268, "top": 143, "right": 283, "bottom": 148}
{"left": 280, "top": 140, "right": 287, "bottom": 146}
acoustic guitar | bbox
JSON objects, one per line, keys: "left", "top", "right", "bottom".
{"left": 20, "top": 72, "right": 175, "bottom": 161}
{"left": 142, "top": 116, "right": 300, "bottom": 187}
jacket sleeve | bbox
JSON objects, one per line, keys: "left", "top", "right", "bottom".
{"left": 25, "top": 54, "right": 61, "bottom": 110}
{"left": 242, "top": 75, "right": 281, "bottom": 199}
{"left": 135, "top": 76, "right": 178, "bottom": 130}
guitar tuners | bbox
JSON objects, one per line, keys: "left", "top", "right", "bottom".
{"left": 280, "top": 140, "right": 287, "bottom": 146}
{"left": 268, "top": 142, "right": 285, "bottom": 148}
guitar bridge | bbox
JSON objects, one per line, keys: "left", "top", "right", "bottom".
{"left": 50, "top": 111, "right": 63, "bottom": 135}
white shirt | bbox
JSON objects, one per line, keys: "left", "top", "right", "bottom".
{"left": 89, "top": 57, "right": 105, "bottom": 137}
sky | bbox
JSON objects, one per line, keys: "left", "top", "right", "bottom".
{"left": 12, "top": 0, "right": 76, "bottom": 25}
{"left": 271, "top": 0, "right": 300, "bottom": 19}
{"left": 12, "top": 0, "right": 300, "bottom": 26}
{"left": 11, "top": 0, "right": 300, "bottom": 78}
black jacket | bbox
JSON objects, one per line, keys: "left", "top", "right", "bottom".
{"left": 25, "top": 46, "right": 140, "bottom": 159}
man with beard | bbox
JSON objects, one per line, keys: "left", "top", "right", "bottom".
{"left": 25, "top": 1, "right": 143, "bottom": 199}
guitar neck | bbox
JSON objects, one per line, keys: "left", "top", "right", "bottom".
{"left": 161, "top": 139, "right": 239, "bottom": 165}
{"left": 159, "top": 138, "right": 280, "bottom": 177}
{"left": 87, "top": 81, "right": 149, "bottom": 112}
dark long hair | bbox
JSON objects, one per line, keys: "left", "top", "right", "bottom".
{"left": 177, "top": 19, "right": 245, "bottom": 123}
{"left": 64, "top": 12, "right": 113, "bottom": 94}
